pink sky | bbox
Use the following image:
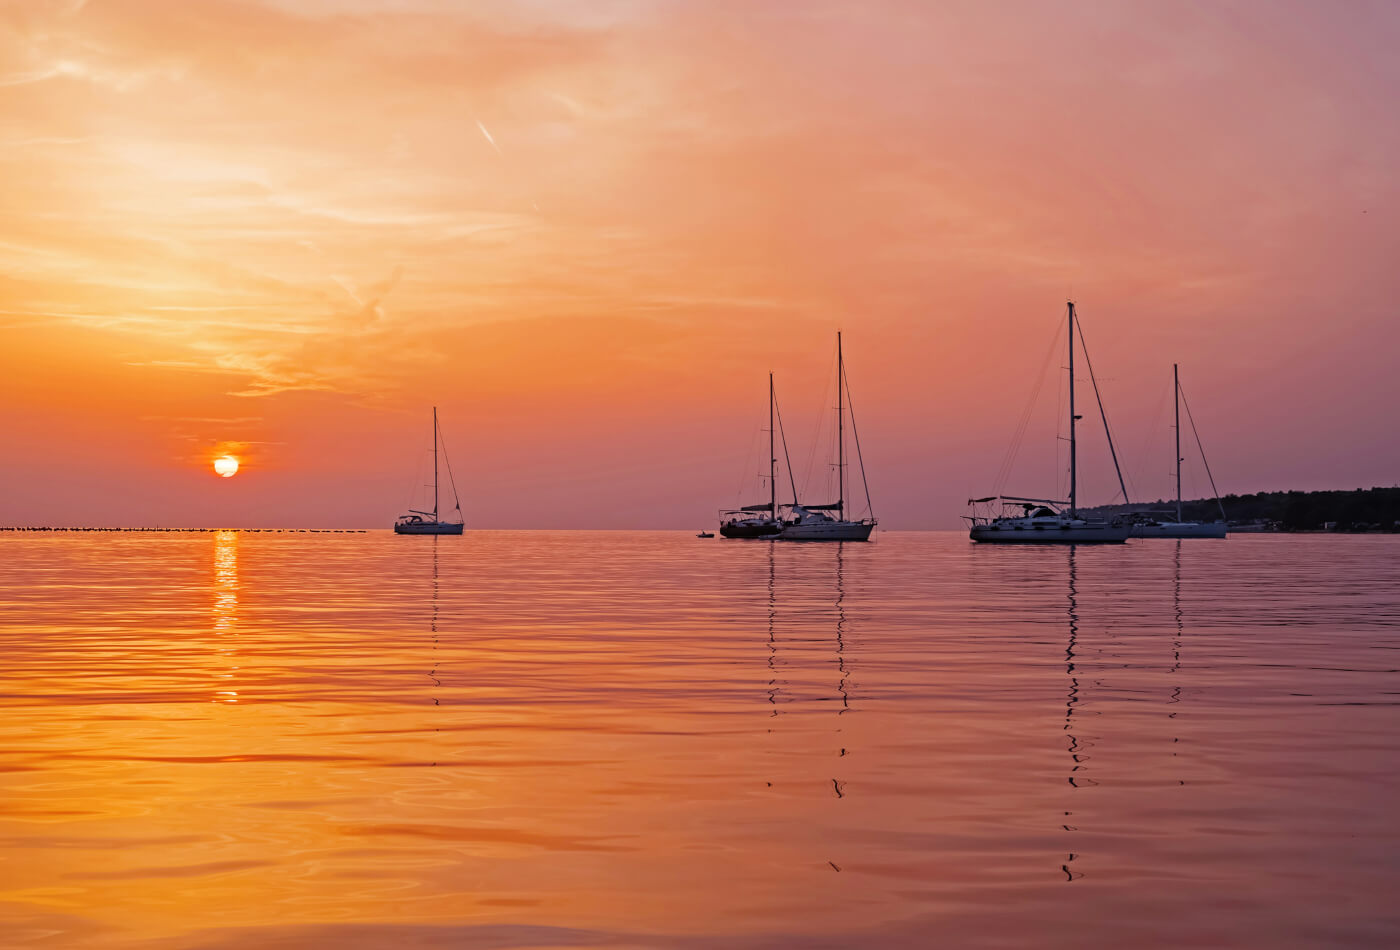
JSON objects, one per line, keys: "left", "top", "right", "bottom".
{"left": 1, "top": 0, "right": 1397, "bottom": 528}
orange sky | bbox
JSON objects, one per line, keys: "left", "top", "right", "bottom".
{"left": 1, "top": 0, "right": 1397, "bottom": 528}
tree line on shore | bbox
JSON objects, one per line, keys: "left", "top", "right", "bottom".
{"left": 1084, "top": 486, "right": 1400, "bottom": 531}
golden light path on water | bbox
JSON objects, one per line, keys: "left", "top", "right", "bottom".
{"left": 0, "top": 531, "right": 1398, "bottom": 948}
{"left": 212, "top": 530, "right": 239, "bottom": 703}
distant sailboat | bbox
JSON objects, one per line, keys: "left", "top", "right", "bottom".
{"left": 720, "top": 373, "right": 792, "bottom": 539}
{"left": 781, "top": 332, "right": 877, "bottom": 542}
{"left": 1131, "top": 364, "right": 1227, "bottom": 539}
{"left": 967, "top": 302, "right": 1130, "bottom": 543}
{"left": 394, "top": 407, "right": 465, "bottom": 536}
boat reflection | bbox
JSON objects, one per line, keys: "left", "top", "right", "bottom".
{"left": 1063, "top": 546, "right": 1085, "bottom": 880}
{"left": 836, "top": 544, "right": 849, "bottom": 717}
{"left": 764, "top": 542, "right": 855, "bottom": 872}
{"left": 766, "top": 542, "right": 778, "bottom": 716}
{"left": 429, "top": 536, "right": 441, "bottom": 705}
{"left": 1059, "top": 541, "right": 1192, "bottom": 882}
{"left": 833, "top": 544, "right": 849, "bottom": 813}
{"left": 1170, "top": 540, "right": 1183, "bottom": 764}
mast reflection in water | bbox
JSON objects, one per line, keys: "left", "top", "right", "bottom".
{"left": 763, "top": 542, "right": 857, "bottom": 872}
{"left": 1063, "top": 547, "right": 1083, "bottom": 880}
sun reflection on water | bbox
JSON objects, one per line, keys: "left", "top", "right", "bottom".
{"left": 212, "top": 530, "right": 239, "bottom": 703}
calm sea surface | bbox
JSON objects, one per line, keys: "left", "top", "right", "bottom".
{"left": 2, "top": 531, "right": 1398, "bottom": 948}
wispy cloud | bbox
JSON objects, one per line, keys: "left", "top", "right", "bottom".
{"left": 475, "top": 119, "right": 504, "bottom": 157}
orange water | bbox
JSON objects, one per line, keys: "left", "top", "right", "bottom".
{"left": 2, "top": 531, "right": 1398, "bottom": 948}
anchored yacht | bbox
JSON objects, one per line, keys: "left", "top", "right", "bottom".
{"left": 720, "top": 373, "right": 790, "bottom": 539}
{"left": 781, "top": 332, "right": 876, "bottom": 542}
{"left": 968, "top": 498, "right": 1129, "bottom": 543}
{"left": 967, "top": 302, "right": 1129, "bottom": 544}
{"left": 394, "top": 407, "right": 465, "bottom": 535}
{"left": 1130, "top": 364, "right": 1227, "bottom": 539}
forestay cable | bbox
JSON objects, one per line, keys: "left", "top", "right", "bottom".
{"left": 1178, "top": 381, "right": 1227, "bottom": 521}
{"left": 1072, "top": 311, "right": 1130, "bottom": 505}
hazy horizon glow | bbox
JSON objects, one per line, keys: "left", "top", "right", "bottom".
{"left": 2, "top": 0, "right": 1398, "bottom": 527}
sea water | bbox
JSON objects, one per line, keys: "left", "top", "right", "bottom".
{"left": 1, "top": 531, "right": 1397, "bottom": 947}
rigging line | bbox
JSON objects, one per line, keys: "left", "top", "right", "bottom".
{"left": 835, "top": 544, "right": 848, "bottom": 714}
{"left": 801, "top": 343, "right": 837, "bottom": 503}
{"left": 774, "top": 390, "right": 800, "bottom": 506}
{"left": 1130, "top": 380, "right": 1169, "bottom": 503}
{"left": 735, "top": 423, "right": 761, "bottom": 503}
{"left": 1177, "top": 381, "right": 1227, "bottom": 521}
{"left": 1001, "top": 340, "right": 1062, "bottom": 498}
{"left": 841, "top": 359, "right": 875, "bottom": 520}
{"left": 407, "top": 446, "right": 430, "bottom": 511}
{"left": 819, "top": 342, "right": 838, "bottom": 501}
{"left": 1072, "top": 311, "right": 1130, "bottom": 505}
{"left": 436, "top": 418, "right": 464, "bottom": 515}
{"left": 994, "top": 316, "right": 1064, "bottom": 495}
{"left": 1056, "top": 351, "right": 1067, "bottom": 502}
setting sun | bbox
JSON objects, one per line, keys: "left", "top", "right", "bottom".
{"left": 213, "top": 456, "right": 239, "bottom": 478}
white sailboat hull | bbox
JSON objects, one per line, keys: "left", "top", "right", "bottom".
{"left": 781, "top": 520, "right": 874, "bottom": 541}
{"left": 394, "top": 521, "right": 464, "bottom": 535}
{"left": 1131, "top": 522, "right": 1227, "bottom": 539}
{"left": 970, "top": 521, "right": 1129, "bottom": 543}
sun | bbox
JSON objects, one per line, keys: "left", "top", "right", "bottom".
{"left": 213, "top": 455, "right": 240, "bottom": 478}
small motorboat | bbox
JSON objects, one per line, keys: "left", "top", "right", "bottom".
{"left": 696, "top": 531, "right": 715, "bottom": 538}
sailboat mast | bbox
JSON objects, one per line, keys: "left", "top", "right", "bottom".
{"left": 1175, "top": 363, "right": 1182, "bottom": 523}
{"left": 432, "top": 406, "right": 439, "bottom": 522}
{"left": 1067, "top": 302, "right": 1077, "bottom": 517}
{"left": 769, "top": 372, "right": 776, "bottom": 518}
{"left": 837, "top": 331, "right": 844, "bottom": 523}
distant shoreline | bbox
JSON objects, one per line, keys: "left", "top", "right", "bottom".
{"left": 1081, "top": 485, "right": 1400, "bottom": 533}
{"left": 5, "top": 485, "right": 1400, "bottom": 535}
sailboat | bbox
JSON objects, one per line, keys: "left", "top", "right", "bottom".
{"left": 781, "top": 332, "right": 877, "bottom": 541}
{"left": 1131, "top": 364, "right": 1227, "bottom": 539}
{"left": 967, "top": 302, "right": 1130, "bottom": 543}
{"left": 720, "top": 373, "right": 787, "bottom": 539}
{"left": 394, "top": 407, "right": 465, "bottom": 535}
